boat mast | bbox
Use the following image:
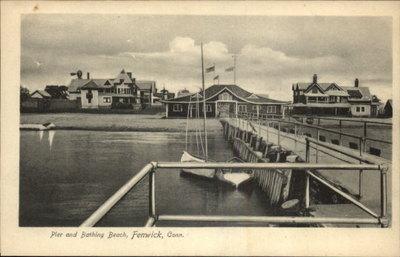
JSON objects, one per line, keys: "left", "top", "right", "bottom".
{"left": 201, "top": 42, "right": 208, "bottom": 161}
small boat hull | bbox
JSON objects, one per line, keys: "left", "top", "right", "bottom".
{"left": 180, "top": 151, "right": 216, "bottom": 179}
{"left": 215, "top": 170, "right": 253, "bottom": 188}
{"left": 20, "top": 123, "right": 56, "bottom": 131}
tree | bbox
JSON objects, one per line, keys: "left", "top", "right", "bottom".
{"left": 20, "top": 86, "right": 30, "bottom": 102}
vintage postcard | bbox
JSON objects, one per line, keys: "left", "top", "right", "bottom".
{"left": 1, "top": 1, "right": 399, "bottom": 256}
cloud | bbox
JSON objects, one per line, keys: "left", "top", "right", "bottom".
{"left": 20, "top": 15, "right": 393, "bottom": 102}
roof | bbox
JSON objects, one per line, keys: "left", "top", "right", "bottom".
{"left": 342, "top": 86, "right": 371, "bottom": 101}
{"left": 136, "top": 80, "right": 156, "bottom": 91}
{"left": 295, "top": 82, "right": 345, "bottom": 92}
{"left": 291, "top": 103, "right": 351, "bottom": 108}
{"left": 114, "top": 70, "right": 133, "bottom": 84}
{"left": 31, "top": 90, "right": 51, "bottom": 98}
{"left": 67, "top": 79, "right": 91, "bottom": 92}
{"left": 162, "top": 84, "right": 287, "bottom": 105}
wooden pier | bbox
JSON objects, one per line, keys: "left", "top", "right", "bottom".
{"left": 220, "top": 116, "right": 392, "bottom": 227}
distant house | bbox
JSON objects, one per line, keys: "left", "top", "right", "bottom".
{"left": 161, "top": 84, "right": 288, "bottom": 118}
{"left": 342, "top": 79, "right": 378, "bottom": 117}
{"left": 291, "top": 74, "right": 380, "bottom": 117}
{"left": 383, "top": 99, "right": 393, "bottom": 117}
{"left": 154, "top": 87, "right": 175, "bottom": 105}
{"left": 31, "top": 90, "right": 51, "bottom": 99}
{"left": 177, "top": 89, "right": 192, "bottom": 98}
{"left": 66, "top": 69, "right": 158, "bottom": 109}
{"left": 136, "top": 80, "right": 157, "bottom": 107}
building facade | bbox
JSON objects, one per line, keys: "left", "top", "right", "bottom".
{"left": 67, "top": 69, "right": 158, "bottom": 109}
{"left": 161, "top": 84, "right": 288, "bottom": 118}
{"left": 291, "top": 74, "right": 379, "bottom": 117}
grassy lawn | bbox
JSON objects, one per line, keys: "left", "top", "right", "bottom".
{"left": 20, "top": 113, "right": 223, "bottom": 132}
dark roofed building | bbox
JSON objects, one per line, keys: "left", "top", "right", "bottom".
{"left": 291, "top": 74, "right": 380, "bottom": 117}
{"left": 161, "top": 84, "right": 288, "bottom": 118}
{"left": 383, "top": 99, "right": 393, "bottom": 118}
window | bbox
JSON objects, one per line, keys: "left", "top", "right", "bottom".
{"left": 103, "top": 97, "right": 111, "bottom": 103}
{"left": 308, "top": 97, "right": 316, "bottom": 103}
{"left": 252, "top": 105, "right": 258, "bottom": 111}
{"left": 361, "top": 107, "right": 365, "bottom": 112}
{"left": 356, "top": 107, "right": 360, "bottom": 112}
{"left": 312, "top": 88, "right": 318, "bottom": 93}
{"left": 206, "top": 104, "right": 212, "bottom": 112}
{"left": 238, "top": 105, "right": 247, "bottom": 112}
{"left": 173, "top": 104, "right": 182, "bottom": 112}
{"left": 267, "top": 106, "right": 276, "bottom": 114}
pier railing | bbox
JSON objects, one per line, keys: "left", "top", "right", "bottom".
{"left": 80, "top": 162, "right": 388, "bottom": 228}
{"left": 238, "top": 112, "right": 391, "bottom": 156}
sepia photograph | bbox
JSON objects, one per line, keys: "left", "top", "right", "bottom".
{"left": 2, "top": 1, "right": 399, "bottom": 256}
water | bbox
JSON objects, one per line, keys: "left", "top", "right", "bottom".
{"left": 20, "top": 130, "right": 272, "bottom": 227}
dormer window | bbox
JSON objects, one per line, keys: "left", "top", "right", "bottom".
{"left": 312, "top": 88, "right": 318, "bottom": 93}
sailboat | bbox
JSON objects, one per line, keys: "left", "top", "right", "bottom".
{"left": 180, "top": 43, "right": 252, "bottom": 188}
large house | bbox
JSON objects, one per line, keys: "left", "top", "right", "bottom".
{"left": 67, "top": 69, "right": 157, "bottom": 109}
{"left": 291, "top": 74, "right": 380, "bottom": 117}
{"left": 161, "top": 84, "right": 288, "bottom": 118}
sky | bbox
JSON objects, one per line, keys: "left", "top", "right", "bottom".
{"left": 21, "top": 14, "right": 393, "bottom": 101}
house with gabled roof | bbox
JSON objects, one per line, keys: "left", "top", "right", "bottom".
{"left": 160, "top": 84, "right": 288, "bottom": 118}
{"left": 291, "top": 74, "right": 380, "bottom": 117}
{"left": 66, "top": 69, "right": 158, "bottom": 109}
{"left": 31, "top": 90, "right": 52, "bottom": 99}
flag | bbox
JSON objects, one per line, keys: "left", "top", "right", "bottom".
{"left": 206, "top": 65, "right": 215, "bottom": 73}
{"left": 213, "top": 75, "right": 219, "bottom": 80}
{"left": 225, "top": 66, "right": 235, "bottom": 72}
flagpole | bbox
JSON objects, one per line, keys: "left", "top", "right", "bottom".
{"left": 233, "top": 54, "right": 236, "bottom": 85}
{"left": 201, "top": 42, "right": 208, "bottom": 161}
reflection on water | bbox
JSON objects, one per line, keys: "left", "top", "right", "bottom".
{"left": 20, "top": 130, "right": 272, "bottom": 227}
{"left": 48, "top": 130, "right": 55, "bottom": 149}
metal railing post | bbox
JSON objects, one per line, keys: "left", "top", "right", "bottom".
{"left": 363, "top": 121, "right": 367, "bottom": 153}
{"left": 278, "top": 121, "right": 281, "bottom": 146}
{"left": 305, "top": 138, "right": 310, "bottom": 162}
{"left": 149, "top": 168, "right": 156, "bottom": 219}
{"left": 339, "top": 120, "right": 342, "bottom": 146}
{"left": 358, "top": 168, "right": 363, "bottom": 199}
{"left": 305, "top": 171, "right": 310, "bottom": 209}
{"left": 380, "top": 166, "right": 388, "bottom": 227}
{"left": 316, "top": 128, "right": 320, "bottom": 163}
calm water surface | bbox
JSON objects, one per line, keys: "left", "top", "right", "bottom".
{"left": 20, "top": 130, "right": 272, "bottom": 227}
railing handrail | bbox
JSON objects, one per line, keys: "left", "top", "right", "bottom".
{"left": 239, "top": 112, "right": 392, "bottom": 145}
{"left": 80, "top": 163, "right": 155, "bottom": 227}
{"left": 156, "top": 162, "right": 380, "bottom": 170}
{"left": 80, "top": 160, "right": 386, "bottom": 228}
{"left": 289, "top": 114, "right": 392, "bottom": 126}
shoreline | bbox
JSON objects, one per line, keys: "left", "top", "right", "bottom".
{"left": 19, "top": 126, "right": 217, "bottom": 133}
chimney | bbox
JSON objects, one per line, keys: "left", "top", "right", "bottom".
{"left": 87, "top": 72, "right": 90, "bottom": 79}
{"left": 127, "top": 72, "right": 132, "bottom": 79}
{"left": 313, "top": 74, "right": 318, "bottom": 83}
{"left": 355, "top": 78, "right": 359, "bottom": 88}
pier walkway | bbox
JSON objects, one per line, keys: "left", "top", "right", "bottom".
{"left": 222, "top": 115, "right": 392, "bottom": 227}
